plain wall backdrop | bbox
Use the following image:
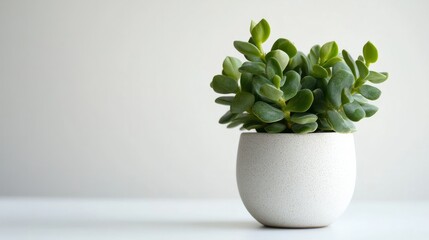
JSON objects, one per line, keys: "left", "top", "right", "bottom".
{"left": 1, "top": 0, "right": 428, "bottom": 200}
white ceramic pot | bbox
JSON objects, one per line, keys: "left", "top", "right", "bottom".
{"left": 236, "top": 133, "right": 356, "bottom": 228}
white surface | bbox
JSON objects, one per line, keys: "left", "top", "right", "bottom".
{"left": 1, "top": 0, "right": 429, "bottom": 199}
{"left": 237, "top": 133, "right": 355, "bottom": 227}
{"left": 0, "top": 199, "right": 428, "bottom": 240}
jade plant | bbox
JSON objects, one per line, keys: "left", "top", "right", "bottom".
{"left": 210, "top": 19, "right": 388, "bottom": 133}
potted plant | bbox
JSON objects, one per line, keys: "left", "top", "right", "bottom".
{"left": 210, "top": 19, "right": 388, "bottom": 228}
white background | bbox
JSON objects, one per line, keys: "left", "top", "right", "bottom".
{"left": 0, "top": 0, "right": 428, "bottom": 200}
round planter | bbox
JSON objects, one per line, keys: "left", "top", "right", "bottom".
{"left": 236, "top": 132, "right": 356, "bottom": 228}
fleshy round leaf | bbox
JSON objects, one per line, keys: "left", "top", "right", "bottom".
{"left": 290, "top": 113, "right": 318, "bottom": 124}
{"left": 292, "top": 122, "right": 318, "bottom": 133}
{"left": 342, "top": 50, "right": 358, "bottom": 78}
{"left": 239, "top": 62, "right": 265, "bottom": 75}
{"left": 222, "top": 56, "right": 242, "bottom": 80}
{"left": 322, "top": 56, "right": 343, "bottom": 68}
{"left": 320, "top": 41, "right": 338, "bottom": 64}
{"left": 332, "top": 61, "right": 352, "bottom": 75}
{"left": 308, "top": 45, "right": 320, "bottom": 66}
{"left": 363, "top": 41, "right": 378, "bottom": 64}
{"left": 327, "top": 70, "right": 354, "bottom": 108}
{"left": 240, "top": 72, "right": 253, "bottom": 92}
{"left": 264, "top": 122, "right": 287, "bottom": 133}
{"left": 260, "top": 84, "right": 283, "bottom": 101}
{"left": 327, "top": 110, "right": 355, "bottom": 133}
{"left": 271, "top": 38, "right": 297, "bottom": 57}
{"left": 253, "top": 75, "right": 273, "bottom": 99}
{"left": 356, "top": 60, "right": 369, "bottom": 80}
{"left": 301, "top": 76, "right": 317, "bottom": 90}
{"left": 266, "top": 50, "right": 289, "bottom": 70}
{"left": 252, "top": 101, "right": 285, "bottom": 123}
{"left": 230, "top": 92, "right": 255, "bottom": 114}
{"left": 359, "top": 85, "right": 381, "bottom": 100}
{"left": 342, "top": 88, "right": 353, "bottom": 104}
{"left": 318, "top": 117, "right": 332, "bottom": 131}
{"left": 272, "top": 75, "right": 282, "bottom": 88}
{"left": 288, "top": 52, "right": 305, "bottom": 69}
{"left": 311, "top": 88, "right": 327, "bottom": 113}
{"left": 266, "top": 58, "right": 282, "bottom": 79}
{"left": 312, "top": 64, "right": 328, "bottom": 78}
{"left": 359, "top": 102, "right": 379, "bottom": 117}
{"left": 285, "top": 89, "right": 314, "bottom": 112}
{"left": 233, "top": 41, "right": 261, "bottom": 58}
{"left": 215, "top": 96, "right": 234, "bottom": 105}
{"left": 343, "top": 101, "right": 366, "bottom": 121}
{"left": 367, "top": 71, "right": 388, "bottom": 84}
{"left": 241, "top": 122, "right": 264, "bottom": 130}
{"left": 251, "top": 19, "right": 270, "bottom": 45}
{"left": 281, "top": 70, "right": 301, "bottom": 101}
{"left": 219, "top": 110, "right": 238, "bottom": 124}
{"left": 211, "top": 75, "right": 239, "bottom": 94}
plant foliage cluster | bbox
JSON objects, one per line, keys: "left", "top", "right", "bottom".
{"left": 210, "top": 19, "right": 388, "bottom": 133}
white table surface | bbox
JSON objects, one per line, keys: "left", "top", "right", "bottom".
{"left": 0, "top": 199, "right": 428, "bottom": 240}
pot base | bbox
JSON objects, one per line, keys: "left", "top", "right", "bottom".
{"left": 236, "top": 133, "right": 356, "bottom": 227}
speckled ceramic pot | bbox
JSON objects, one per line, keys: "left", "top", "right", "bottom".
{"left": 236, "top": 133, "right": 356, "bottom": 228}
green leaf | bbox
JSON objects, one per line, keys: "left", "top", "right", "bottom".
{"left": 359, "top": 102, "right": 379, "bottom": 117}
{"left": 241, "top": 122, "right": 264, "bottom": 130}
{"left": 219, "top": 110, "right": 238, "bottom": 124}
{"left": 271, "top": 38, "right": 297, "bottom": 57}
{"left": 233, "top": 41, "right": 261, "bottom": 58}
{"left": 363, "top": 41, "right": 378, "bottom": 64}
{"left": 356, "top": 60, "right": 369, "bottom": 80}
{"left": 251, "top": 19, "right": 270, "bottom": 45}
{"left": 343, "top": 101, "right": 366, "bottom": 121}
{"left": 266, "top": 50, "right": 289, "bottom": 71}
{"left": 292, "top": 122, "right": 318, "bottom": 133}
{"left": 240, "top": 72, "right": 253, "bottom": 92}
{"left": 322, "top": 56, "right": 343, "bottom": 68}
{"left": 320, "top": 41, "right": 338, "bottom": 64}
{"left": 301, "top": 76, "right": 317, "bottom": 90}
{"left": 288, "top": 52, "right": 304, "bottom": 69}
{"left": 227, "top": 114, "right": 258, "bottom": 128}
{"left": 327, "top": 110, "right": 354, "bottom": 133}
{"left": 266, "top": 58, "right": 282, "bottom": 79}
{"left": 264, "top": 122, "right": 287, "bottom": 133}
{"left": 239, "top": 62, "right": 265, "bottom": 75}
{"left": 327, "top": 70, "right": 354, "bottom": 108}
{"left": 318, "top": 117, "right": 332, "bottom": 131}
{"left": 308, "top": 45, "right": 320, "bottom": 66}
{"left": 341, "top": 88, "right": 353, "bottom": 104}
{"left": 300, "top": 54, "right": 311, "bottom": 75}
{"left": 367, "top": 71, "right": 388, "bottom": 84}
{"left": 359, "top": 85, "right": 381, "bottom": 100}
{"left": 253, "top": 75, "right": 273, "bottom": 99}
{"left": 252, "top": 101, "right": 285, "bottom": 123}
{"left": 342, "top": 50, "right": 358, "bottom": 78}
{"left": 312, "top": 64, "right": 328, "bottom": 78}
{"left": 215, "top": 96, "right": 234, "bottom": 105}
{"left": 291, "top": 113, "right": 318, "bottom": 124}
{"left": 272, "top": 75, "right": 282, "bottom": 88}
{"left": 311, "top": 88, "right": 327, "bottom": 113}
{"left": 211, "top": 75, "right": 239, "bottom": 94}
{"left": 285, "top": 89, "right": 314, "bottom": 112}
{"left": 230, "top": 92, "right": 255, "bottom": 114}
{"left": 249, "top": 20, "right": 257, "bottom": 32}
{"left": 260, "top": 84, "right": 283, "bottom": 101}
{"left": 332, "top": 61, "right": 352, "bottom": 76}
{"left": 281, "top": 70, "right": 300, "bottom": 100}
{"left": 353, "top": 94, "right": 368, "bottom": 103}
{"left": 222, "top": 57, "right": 242, "bottom": 80}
